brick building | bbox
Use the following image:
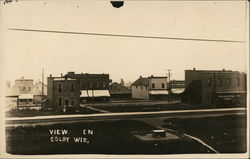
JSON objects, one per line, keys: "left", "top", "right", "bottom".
{"left": 47, "top": 72, "right": 110, "bottom": 111}
{"left": 131, "top": 75, "right": 168, "bottom": 100}
{"left": 183, "top": 68, "right": 247, "bottom": 107}
{"left": 65, "top": 72, "right": 110, "bottom": 101}
{"left": 47, "top": 76, "right": 80, "bottom": 111}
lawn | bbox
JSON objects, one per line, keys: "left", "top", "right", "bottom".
{"left": 6, "top": 120, "right": 211, "bottom": 155}
{"left": 6, "top": 107, "right": 101, "bottom": 117}
{"left": 162, "top": 114, "right": 247, "bottom": 153}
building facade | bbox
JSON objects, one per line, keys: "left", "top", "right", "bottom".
{"left": 65, "top": 72, "right": 110, "bottom": 101}
{"left": 183, "top": 68, "right": 247, "bottom": 107}
{"left": 47, "top": 76, "right": 80, "bottom": 111}
{"left": 14, "top": 77, "right": 34, "bottom": 94}
{"left": 109, "top": 82, "right": 132, "bottom": 99}
{"left": 131, "top": 76, "right": 168, "bottom": 100}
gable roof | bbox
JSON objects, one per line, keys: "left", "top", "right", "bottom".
{"left": 132, "top": 77, "right": 149, "bottom": 86}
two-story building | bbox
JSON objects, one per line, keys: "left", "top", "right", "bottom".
{"left": 183, "top": 68, "right": 246, "bottom": 107}
{"left": 131, "top": 75, "right": 168, "bottom": 100}
{"left": 47, "top": 76, "right": 80, "bottom": 111}
{"left": 65, "top": 72, "right": 110, "bottom": 101}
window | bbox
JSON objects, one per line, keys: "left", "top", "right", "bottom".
{"left": 71, "top": 97, "right": 74, "bottom": 105}
{"left": 89, "top": 81, "right": 93, "bottom": 88}
{"left": 152, "top": 83, "right": 155, "bottom": 88}
{"left": 23, "top": 87, "right": 25, "bottom": 91}
{"left": 227, "top": 78, "right": 231, "bottom": 87}
{"left": 81, "top": 84, "right": 85, "bottom": 89}
{"left": 96, "top": 81, "right": 100, "bottom": 88}
{"left": 217, "top": 78, "right": 222, "bottom": 86}
{"left": 70, "top": 84, "right": 75, "bottom": 92}
{"left": 58, "top": 98, "right": 62, "bottom": 106}
{"left": 145, "top": 85, "right": 148, "bottom": 89}
{"left": 141, "top": 85, "right": 143, "bottom": 90}
{"left": 162, "top": 83, "right": 165, "bottom": 88}
{"left": 29, "top": 87, "right": 31, "bottom": 91}
{"left": 208, "top": 78, "right": 212, "bottom": 86}
{"left": 103, "top": 81, "right": 106, "bottom": 88}
{"left": 136, "top": 85, "right": 138, "bottom": 89}
{"left": 236, "top": 78, "right": 240, "bottom": 86}
{"left": 58, "top": 84, "right": 62, "bottom": 92}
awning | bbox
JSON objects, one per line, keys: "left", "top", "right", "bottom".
{"left": 171, "top": 88, "right": 185, "bottom": 94}
{"left": 80, "top": 90, "right": 110, "bottom": 97}
{"left": 149, "top": 90, "right": 168, "bottom": 95}
{"left": 19, "top": 94, "right": 33, "bottom": 99}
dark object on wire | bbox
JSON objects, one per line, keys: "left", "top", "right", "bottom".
{"left": 111, "top": 1, "right": 124, "bottom": 8}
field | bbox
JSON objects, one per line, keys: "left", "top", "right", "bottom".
{"left": 6, "top": 120, "right": 211, "bottom": 155}
{"left": 162, "top": 114, "right": 247, "bottom": 153}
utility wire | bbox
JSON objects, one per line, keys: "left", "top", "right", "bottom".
{"left": 8, "top": 28, "right": 245, "bottom": 43}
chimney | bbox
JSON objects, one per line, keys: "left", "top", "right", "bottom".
{"left": 222, "top": 68, "right": 225, "bottom": 71}
{"left": 61, "top": 73, "right": 63, "bottom": 77}
{"left": 140, "top": 76, "right": 142, "bottom": 79}
{"left": 50, "top": 74, "right": 52, "bottom": 77}
{"left": 151, "top": 75, "right": 154, "bottom": 77}
{"left": 193, "top": 68, "right": 196, "bottom": 71}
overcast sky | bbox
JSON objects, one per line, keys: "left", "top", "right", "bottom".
{"left": 0, "top": 1, "right": 248, "bottom": 84}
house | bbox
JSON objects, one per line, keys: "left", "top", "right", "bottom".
{"left": 109, "top": 82, "right": 131, "bottom": 99}
{"left": 131, "top": 75, "right": 168, "bottom": 100}
{"left": 182, "top": 68, "right": 247, "bottom": 107}
{"left": 47, "top": 76, "right": 80, "bottom": 111}
{"left": 33, "top": 81, "right": 47, "bottom": 104}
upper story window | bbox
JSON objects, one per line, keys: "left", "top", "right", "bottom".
{"left": 71, "top": 97, "right": 75, "bottom": 105}
{"left": 23, "top": 87, "right": 25, "bottom": 91}
{"left": 103, "top": 81, "right": 106, "bottom": 88}
{"left": 236, "top": 78, "right": 240, "bottom": 86}
{"left": 208, "top": 78, "right": 212, "bottom": 86}
{"left": 152, "top": 83, "right": 155, "bottom": 88}
{"left": 58, "top": 98, "right": 62, "bottom": 106}
{"left": 89, "top": 81, "right": 93, "bottom": 88}
{"left": 70, "top": 84, "right": 75, "bottom": 92}
{"left": 227, "top": 78, "right": 231, "bottom": 87}
{"left": 217, "top": 78, "right": 222, "bottom": 86}
{"left": 58, "top": 84, "right": 62, "bottom": 92}
{"left": 96, "top": 81, "right": 100, "bottom": 88}
{"left": 29, "top": 87, "right": 31, "bottom": 91}
{"left": 81, "top": 84, "right": 85, "bottom": 89}
{"left": 161, "top": 83, "right": 165, "bottom": 88}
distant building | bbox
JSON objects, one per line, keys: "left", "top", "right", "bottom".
{"left": 33, "top": 81, "right": 47, "bottom": 104}
{"left": 169, "top": 80, "right": 185, "bottom": 101}
{"left": 131, "top": 75, "right": 168, "bottom": 100}
{"left": 47, "top": 76, "right": 80, "bottom": 111}
{"left": 183, "top": 68, "right": 247, "bottom": 107}
{"left": 169, "top": 80, "right": 185, "bottom": 94}
{"left": 109, "top": 82, "right": 131, "bottom": 99}
{"left": 65, "top": 72, "right": 110, "bottom": 101}
{"left": 14, "top": 77, "right": 34, "bottom": 94}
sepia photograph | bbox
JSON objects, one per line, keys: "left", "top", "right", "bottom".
{"left": 0, "top": 0, "right": 249, "bottom": 158}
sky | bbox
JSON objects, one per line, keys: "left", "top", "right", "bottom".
{"left": 0, "top": 1, "right": 248, "bottom": 84}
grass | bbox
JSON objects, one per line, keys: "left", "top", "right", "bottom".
{"left": 6, "top": 107, "right": 100, "bottom": 117}
{"left": 6, "top": 120, "right": 211, "bottom": 155}
{"left": 162, "top": 114, "right": 247, "bottom": 153}
{"left": 92, "top": 102, "right": 210, "bottom": 113}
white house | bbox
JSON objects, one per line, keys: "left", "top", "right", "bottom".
{"left": 131, "top": 75, "right": 168, "bottom": 100}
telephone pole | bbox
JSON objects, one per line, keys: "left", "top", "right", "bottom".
{"left": 166, "top": 69, "right": 172, "bottom": 103}
{"left": 42, "top": 68, "right": 44, "bottom": 110}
